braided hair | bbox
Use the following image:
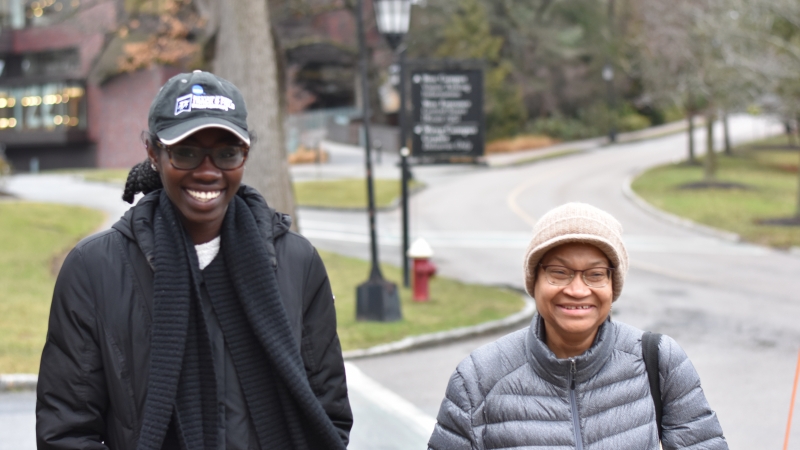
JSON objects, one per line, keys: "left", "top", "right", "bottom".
{"left": 122, "top": 132, "right": 163, "bottom": 204}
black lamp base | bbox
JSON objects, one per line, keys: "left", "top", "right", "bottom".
{"left": 356, "top": 278, "right": 402, "bottom": 322}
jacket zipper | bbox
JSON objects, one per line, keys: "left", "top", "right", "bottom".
{"left": 568, "top": 358, "right": 584, "bottom": 450}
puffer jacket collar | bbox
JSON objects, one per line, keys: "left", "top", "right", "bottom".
{"left": 112, "top": 185, "right": 292, "bottom": 271}
{"left": 525, "top": 313, "right": 615, "bottom": 388}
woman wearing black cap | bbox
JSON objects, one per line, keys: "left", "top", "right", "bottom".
{"left": 36, "top": 71, "right": 352, "bottom": 450}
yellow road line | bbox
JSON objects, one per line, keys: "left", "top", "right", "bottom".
{"left": 506, "top": 169, "right": 567, "bottom": 228}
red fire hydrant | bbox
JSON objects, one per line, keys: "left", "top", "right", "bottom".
{"left": 408, "top": 238, "right": 437, "bottom": 302}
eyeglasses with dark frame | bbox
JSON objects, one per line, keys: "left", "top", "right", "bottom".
{"left": 539, "top": 264, "right": 615, "bottom": 288}
{"left": 154, "top": 140, "right": 249, "bottom": 171}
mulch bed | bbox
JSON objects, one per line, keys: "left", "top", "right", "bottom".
{"left": 678, "top": 181, "right": 753, "bottom": 190}
{"left": 756, "top": 216, "right": 800, "bottom": 227}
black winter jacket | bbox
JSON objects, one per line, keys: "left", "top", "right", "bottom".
{"left": 36, "top": 186, "right": 353, "bottom": 449}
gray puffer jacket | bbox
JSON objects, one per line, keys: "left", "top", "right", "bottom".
{"left": 428, "top": 315, "right": 727, "bottom": 450}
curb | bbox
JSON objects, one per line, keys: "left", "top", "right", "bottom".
{"left": 624, "top": 169, "right": 800, "bottom": 260}
{"left": 0, "top": 189, "right": 18, "bottom": 199}
{"left": 486, "top": 142, "right": 600, "bottom": 168}
{"left": 621, "top": 170, "right": 741, "bottom": 242}
{"left": 342, "top": 294, "right": 535, "bottom": 360}
{"left": 0, "top": 373, "right": 37, "bottom": 392}
{"left": 486, "top": 119, "right": 699, "bottom": 168}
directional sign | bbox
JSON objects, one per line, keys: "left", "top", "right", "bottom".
{"left": 411, "top": 69, "right": 484, "bottom": 158}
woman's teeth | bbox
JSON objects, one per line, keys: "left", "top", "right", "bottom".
{"left": 562, "top": 305, "right": 591, "bottom": 310}
{"left": 186, "top": 189, "right": 221, "bottom": 202}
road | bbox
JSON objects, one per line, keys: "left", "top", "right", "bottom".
{"left": 3, "top": 116, "right": 797, "bottom": 448}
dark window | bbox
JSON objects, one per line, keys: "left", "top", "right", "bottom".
{"left": 0, "top": 49, "right": 80, "bottom": 80}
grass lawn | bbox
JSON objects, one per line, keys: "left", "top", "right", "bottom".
{"left": 47, "top": 168, "right": 130, "bottom": 184}
{"left": 631, "top": 135, "right": 800, "bottom": 248}
{"left": 320, "top": 250, "right": 524, "bottom": 351}
{"left": 49, "top": 169, "right": 421, "bottom": 210}
{"left": 0, "top": 202, "right": 104, "bottom": 374}
{"left": 294, "top": 178, "right": 423, "bottom": 209}
{"left": 0, "top": 201, "right": 522, "bottom": 373}
{"left": 80, "top": 169, "right": 130, "bottom": 184}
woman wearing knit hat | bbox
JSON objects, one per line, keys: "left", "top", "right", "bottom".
{"left": 36, "top": 71, "right": 352, "bottom": 449}
{"left": 428, "top": 203, "right": 727, "bottom": 450}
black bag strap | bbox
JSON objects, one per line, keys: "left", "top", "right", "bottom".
{"left": 642, "top": 331, "right": 664, "bottom": 442}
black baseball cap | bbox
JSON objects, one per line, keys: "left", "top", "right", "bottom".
{"left": 148, "top": 70, "right": 250, "bottom": 146}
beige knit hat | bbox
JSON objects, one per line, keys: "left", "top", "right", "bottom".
{"left": 523, "top": 202, "right": 629, "bottom": 301}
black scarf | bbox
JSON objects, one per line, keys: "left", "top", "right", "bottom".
{"left": 136, "top": 190, "right": 345, "bottom": 450}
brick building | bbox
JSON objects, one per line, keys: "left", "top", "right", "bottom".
{"left": 0, "top": 1, "right": 181, "bottom": 171}
{"left": 0, "top": 1, "right": 373, "bottom": 171}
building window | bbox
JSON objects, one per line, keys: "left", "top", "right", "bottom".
{"left": 0, "top": 50, "right": 80, "bottom": 79}
{"left": 0, "top": 82, "right": 86, "bottom": 131}
{"left": 0, "top": 0, "right": 80, "bottom": 30}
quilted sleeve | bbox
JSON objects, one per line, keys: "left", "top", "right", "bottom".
{"left": 659, "top": 335, "right": 728, "bottom": 450}
{"left": 428, "top": 363, "right": 476, "bottom": 450}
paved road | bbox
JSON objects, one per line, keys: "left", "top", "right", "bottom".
{"left": 300, "top": 116, "right": 800, "bottom": 449}
{"left": 0, "top": 392, "right": 35, "bottom": 450}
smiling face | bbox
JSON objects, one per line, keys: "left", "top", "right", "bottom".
{"left": 147, "top": 128, "right": 246, "bottom": 244}
{"left": 533, "top": 242, "right": 614, "bottom": 358}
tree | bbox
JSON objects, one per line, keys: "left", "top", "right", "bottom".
{"left": 432, "top": 0, "right": 527, "bottom": 140}
{"left": 117, "top": 0, "right": 204, "bottom": 72}
{"left": 406, "top": 0, "right": 655, "bottom": 141}
{"left": 743, "top": 0, "right": 800, "bottom": 219}
{"left": 110, "top": 0, "right": 298, "bottom": 227}
{"left": 212, "top": 0, "right": 298, "bottom": 228}
{"left": 636, "top": 0, "right": 759, "bottom": 174}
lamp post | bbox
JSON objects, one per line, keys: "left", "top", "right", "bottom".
{"left": 602, "top": 63, "right": 617, "bottom": 143}
{"left": 374, "top": 0, "right": 412, "bottom": 287}
{"left": 355, "top": 0, "right": 401, "bottom": 322}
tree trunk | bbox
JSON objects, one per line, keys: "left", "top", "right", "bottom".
{"left": 722, "top": 112, "right": 731, "bottom": 155}
{"left": 214, "top": 0, "right": 297, "bottom": 229}
{"left": 687, "top": 111, "right": 695, "bottom": 162}
{"left": 796, "top": 148, "right": 800, "bottom": 218}
{"left": 704, "top": 111, "right": 717, "bottom": 181}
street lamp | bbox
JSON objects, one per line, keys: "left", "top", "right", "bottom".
{"left": 374, "top": 0, "right": 413, "bottom": 287}
{"left": 374, "top": 0, "right": 412, "bottom": 52}
{"left": 602, "top": 63, "right": 617, "bottom": 143}
{"left": 355, "top": 0, "right": 401, "bottom": 322}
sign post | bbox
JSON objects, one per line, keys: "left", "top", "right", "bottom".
{"left": 411, "top": 69, "right": 484, "bottom": 160}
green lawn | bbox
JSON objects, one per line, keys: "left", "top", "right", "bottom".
{"left": 0, "top": 201, "right": 522, "bottom": 373}
{"left": 0, "top": 202, "right": 104, "bottom": 373}
{"left": 631, "top": 136, "right": 800, "bottom": 248}
{"left": 47, "top": 168, "right": 130, "bottom": 184}
{"left": 320, "top": 250, "right": 524, "bottom": 351}
{"left": 53, "top": 169, "right": 421, "bottom": 210}
{"left": 294, "top": 178, "right": 423, "bottom": 209}
{"left": 81, "top": 169, "right": 130, "bottom": 184}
